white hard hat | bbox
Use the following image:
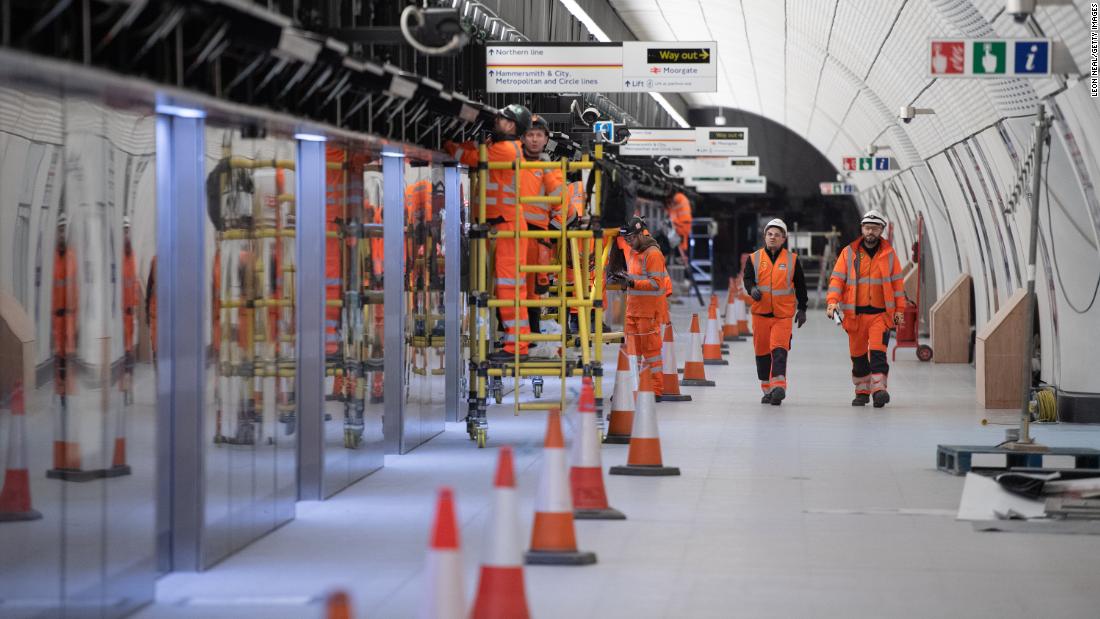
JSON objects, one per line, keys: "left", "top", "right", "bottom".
{"left": 861, "top": 209, "right": 888, "bottom": 228}
{"left": 764, "top": 218, "right": 787, "bottom": 235}
{"left": 123, "top": 216, "right": 131, "bottom": 228}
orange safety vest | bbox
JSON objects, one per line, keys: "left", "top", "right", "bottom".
{"left": 625, "top": 243, "right": 670, "bottom": 320}
{"left": 749, "top": 248, "right": 798, "bottom": 318}
{"left": 52, "top": 243, "right": 78, "bottom": 357}
{"left": 826, "top": 238, "right": 907, "bottom": 319}
{"left": 122, "top": 240, "right": 139, "bottom": 352}
{"left": 445, "top": 139, "right": 525, "bottom": 225}
{"left": 519, "top": 156, "right": 563, "bottom": 229}
{"left": 667, "top": 192, "right": 693, "bottom": 246}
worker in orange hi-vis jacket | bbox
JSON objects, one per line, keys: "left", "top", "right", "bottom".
{"left": 742, "top": 219, "right": 808, "bottom": 407}
{"left": 518, "top": 114, "right": 564, "bottom": 341}
{"left": 121, "top": 217, "right": 140, "bottom": 402}
{"left": 444, "top": 104, "right": 532, "bottom": 360}
{"left": 664, "top": 190, "right": 693, "bottom": 259}
{"left": 826, "top": 210, "right": 906, "bottom": 409}
{"left": 559, "top": 178, "right": 592, "bottom": 330}
{"left": 51, "top": 213, "right": 79, "bottom": 471}
{"left": 609, "top": 217, "right": 671, "bottom": 400}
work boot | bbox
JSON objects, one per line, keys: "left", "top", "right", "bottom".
{"left": 872, "top": 390, "right": 890, "bottom": 408}
{"left": 852, "top": 393, "right": 870, "bottom": 406}
{"left": 769, "top": 387, "right": 785, "bottom": 406}
{"left": 760, "top": 391, "right": 773, "bottom": 404}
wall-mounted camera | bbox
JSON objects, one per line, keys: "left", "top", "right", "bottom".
{"left": 898, "top": 105, "right": 935, "bottom": 124}
{"left": 400, "top": 6, "right": 468, "bottom": 55}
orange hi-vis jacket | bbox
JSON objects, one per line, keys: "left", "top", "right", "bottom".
{"left": 52, "top": 244, "right": 78, "bottom": 357}
{"left": 826, "top": 238, "right": 907, "bottom": 319}
{"left": 122, "top": 241, "right": 139, "bottom": 353}
{"left": 625, "top": 243, "right": 671, "bottom": 320}
{"left": 666, "top": 192, "right": 693, "bottom": 251}
{"left": 445, "top": 139, "right": 524, "bottom": 225}
{"left": 519, "top": 155, "right": 563, "bottom": 229}
{"left": 749, "top": 248, "right": 798, "bottom": 319}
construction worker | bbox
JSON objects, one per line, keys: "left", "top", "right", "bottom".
{"left": 664, "top": 190, "right": 693, "bottom": 261}
{"left": 121, "top": 217, "right": 139, "bottom": 403}
{"left": 52, "top": 213, "right": 78, "bottom": 400}
{"left": 444, "top": 104, "right": 531, "bottom": 361}
{"left": 609, "top": 217, "right": 670, "bottom": 400}
{"left": 826, "top": 210, "right": 906, "bottom": 408}
{"left": 519, "top": 114, "right": 564, "bottom": 339}
{"left": 742, "top": 219, "right": 808, "bottom": 406}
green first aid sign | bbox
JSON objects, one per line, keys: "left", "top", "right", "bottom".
{"left": 973, "top": 41, "right": 1006, "bottom": 74}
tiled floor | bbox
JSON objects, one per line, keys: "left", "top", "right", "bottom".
{"left": 135, "top": 308, "right": 1100, "bottom": 619}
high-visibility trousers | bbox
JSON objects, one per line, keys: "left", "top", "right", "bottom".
{"left": 751, "top": 314, "right": 792, "bottom": 393}
{"left": 844, "top": 312, "right": 892, "bottom": 395}
{"left": 625, "top": 315, "right": 663, "bottom": 398}
{"left": 525, "top": 234, "right": 552, "bottom": 298}
{"left": 494, "top": 221, "right": 530, "bottom": 354}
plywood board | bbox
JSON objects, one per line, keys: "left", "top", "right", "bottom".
{"left": 0, "top": 292, "right": 36, "bottom": 393}
{"left": 976, "top": 288, "right": 1029, "bottom": 408}
{"left": 931, "top": 273, "right": 972, "bottom": 363}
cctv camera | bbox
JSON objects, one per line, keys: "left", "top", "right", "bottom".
{"left": 580, "top": 107, "right": 600, "bottom": 126}
{"left": 1005, "top": 0, "right": 1036, "bottom": 23}
{"left": 899, "top": 106, "right": 915, "bottom": 123}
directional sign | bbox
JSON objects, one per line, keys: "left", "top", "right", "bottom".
{"left": 692, "top": 176, "right": 767, "bottom": 194}
{"left": 620, "top": 127, "right": 748, "bottom": 156}
{"left": 929, "top": 38, "right": 1050, "bottom": 78}
{"left": 820, "top": 182, "right": 857, "bottom": 195}
{"left": 487, "top": 42, "right": 717, "bottom": 93}
{"left": 669, "top": 157, "right": 759, "bottom": 178}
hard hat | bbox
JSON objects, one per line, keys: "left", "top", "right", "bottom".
{"left": 527, "top": 114, "right": 549, "bottom": 134}
{"left": 861, "top": 209, "right": 888, "bottom": 228}
{"left": 619, "top": 216, "right": 647, "bottom": 237}
{"left": 763, "top": 218, "right": 787, "bottom": 235}
{"left": 498, "top": 103, "right": 532, "bottom": 135}
{"left": 123, "top": 216, "right": 131, "bottom": 228}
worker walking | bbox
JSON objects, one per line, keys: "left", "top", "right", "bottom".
{"left": 664, "top": 190, "right": 693, "bottom": 262}
{"left": 519, "top": 114, "right": 564, "bottom": 340}
{"left": 445, "top": 104, "right": 531, "bottom": 361}
{"left": 742, "top": 219, "right": 807, "bottom": 406}
{"left": 610, "top": 217, "right": 670, "bottom": 400}
{"left": 826, "top": 210, "right": 906, "bottom": 408}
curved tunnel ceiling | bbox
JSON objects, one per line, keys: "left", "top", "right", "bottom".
{"left": 608, "top": 0, "right": 1089, "bottom": 190}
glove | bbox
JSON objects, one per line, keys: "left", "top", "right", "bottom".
{"left": 750, "top": 286, "right": 762, "bottom": 301}
{"left": 795, "top": 309, "right": 807, "bottom": 329}
{"left": 893, "top": 311, "right": 905, "bottom": 326}
{"left": 826, "top": 302, "right": 838, "bottom": 319}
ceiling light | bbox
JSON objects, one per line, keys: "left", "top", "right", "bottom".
{"left": 294, "top": 132, "right": 327, "bottom": 142}
{"left": 156, "top": 104, "right": 206, "bottom": 119}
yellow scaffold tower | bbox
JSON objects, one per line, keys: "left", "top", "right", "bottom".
{"left": 467, "top": 143, "right": 624, "bottom": 448}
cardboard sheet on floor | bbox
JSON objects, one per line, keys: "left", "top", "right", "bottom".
{"left": 956, "top": 472, "right": 1046, "bottom": 521}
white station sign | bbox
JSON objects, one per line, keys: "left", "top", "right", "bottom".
{"left": 620, "top": 127, "right": 748, "bottom": 156}
{"left": 485, "top": 41, "right": 717, "bottom": 93}
{"left": 669, "top": 156, "right": 759, "bottom": 178}
{"left": 691, "top": 176, "right": 767, "bottom": 194}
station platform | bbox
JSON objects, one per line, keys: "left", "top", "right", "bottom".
{"left": 136, "top": 307, "right": 1100, "bottom": 619}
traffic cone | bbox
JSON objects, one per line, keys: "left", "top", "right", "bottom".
{"left": 736, "top": 281, "right": 752, "bottom": 336}
{"left": 603, "top": 346, "right": 634, "bottom": 445}
{"left": 106, "top": 399, "right": 131, "bottom": 478}
{"left": 1, "top": 381, "right": 42, "bottom": 522}
{"left": 570, "top": 377, "right": 626, "bottom": 520}
{"left": 420, "top": 487, "right": 465, "bottom": 619}
{"left": 324, "top": 590, "right": 352, "bottom": 619}
{"left": 525, "top": 410, "right": 597, "bottom": 565}
{"left": 723, "top": 281, "right": 744, "bottom": 342}
{"left": 609, "top": 369, "right": 681, "bottom": 477}
{"left": 471, "top": 446, "right": 530, "bottom": 619}
{"left": 681, "top": 314, "right": 715, "bottom": 387}
{"left": 703, "top": 296, "right": 728, "bottom": 365}
{"left": 659, "top": 324, "right": 691, "bottom": 402}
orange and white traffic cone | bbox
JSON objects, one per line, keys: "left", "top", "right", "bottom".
{"left": 106, "top": 398, "right": 131, "bottom": 478}
{"left": 1, "top": 381, "right": 42, "bottom": 522}
{"left": 471, "top": 446, "right": 530, "bottom": 619}
{"left": 603, "top": 346, "right": 634, "bottom": 445}
{"left": 525, "top": 410, "right": 597, "bottom": 565}
{"left": 659, "top": 324, "right": 691, "bottom": 402}
{"left": 324, "top": 590, "right": 352, "bottom": 619}
{"left": 703, "top": 296, "right": 728, "bottom": 365}
{"left": 723, "top": 281, "right": 744, "bottom": 342}
{"left": 609, "top": 369, "right": 681, "bottom": 477}
{"left": 736, "top": 281, "right": 752, "bottom": 336}
{"left": 681, "top": 314, "right": 715, "bottom": 387}
{"left": 570, "top": 377, "right": 626, "bottom": 520}
{"left": 420, "top": 487, "right": 465, "bottom": 619}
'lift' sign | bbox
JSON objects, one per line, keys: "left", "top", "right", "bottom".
{"left": 929, "top": 39, "right": 1051, "bottom": 78}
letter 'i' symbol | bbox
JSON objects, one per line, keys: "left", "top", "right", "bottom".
{"left": 1026, "top": 44, "right": 1037, "bottom": 71}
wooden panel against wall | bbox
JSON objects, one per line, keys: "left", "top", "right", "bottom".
{"left": 931, "top": 273, "right": 972, "bottom": 363}
{"left": 976, "top": 288, "right": 1029, "bottom": 409}
{"left": 0, "top": 292, "right": 35, "bottom": 394}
